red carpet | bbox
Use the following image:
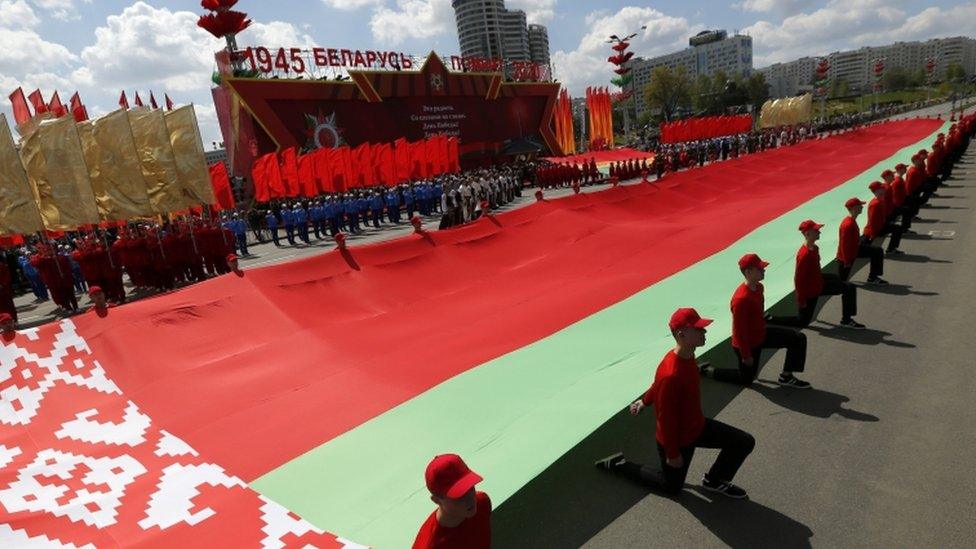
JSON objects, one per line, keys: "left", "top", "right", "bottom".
{"left": 73, "top": 119, "right": 940, "bottom": 481}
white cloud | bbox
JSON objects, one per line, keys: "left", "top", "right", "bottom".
{"left": 0, "top": 0, "right": 40, "bottom": 28}
{"left": 79, "top": 1, "right": 221, "bottom": 92}
{"left": 369, "top": 0, "right": 455, "bottom": 46}
{"left": 0, "top": 28, "right": 76, "bottom": 74}
{"left": 320, "top": 0, "right": 383, "bottom": 9}
{"left": 552, "top": 6, "right": 703, "bottom": 96}
{"left": 733, "top": 0, "right": 816, "bottom": 15}
{"left": 509, "top": 0, "right": 558, "bottom": 24}
{"left": 237, "top": 20, "right": 317, "bottom": 49}
{"left": 31, "top": 0, "right": 89, "bottom": 21}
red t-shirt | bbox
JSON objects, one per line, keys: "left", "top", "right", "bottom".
{"left": 640, "top": 350, "right": 705, "bottom": 459}
{"left": 794, "top": 244, "right": 823, "bottom": 307}
{"left": 890, "top": 176, "right": 907, "bottom": 207}
{"left": 905, "top": 166, "right": 924, "bottom": 193}
{"left": 731, "top": 282, "right": 766, "bottom": 359}
{"left": 413, "top": 492, "right": 491, "bottom": 549}
{"left": 863, "top": 197, "right": 886, "bottom": 240}
{"left": 881, "top": 185, "right": 894, "bottom": 218}
{"left": 837, "top": 216, "right": 860, "bottom": 267}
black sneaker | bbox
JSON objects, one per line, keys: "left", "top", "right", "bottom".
{"left": 886, "top": 249, "right": 903, "bottom": 256}
{"left": 866, "top": 276, "right": 889, "bottom": 285}
{"left": 778, "top": 374, "right": 812, "bottom": 389}
{"left": 840, "top": 319, "right": 866, "bottom": 329}
{"left": 702, "top": 476, "right": 748, "bottom": 499}
{"left": 594, "top": 452, "right": 625, "bottom": 472}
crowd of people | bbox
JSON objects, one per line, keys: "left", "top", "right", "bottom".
{"left": 409, "top": 110, "right": 973, "bottom": 547}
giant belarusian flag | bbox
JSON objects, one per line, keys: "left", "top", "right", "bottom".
{"left": 0, "top": 119, "right": 946, "bottom": 547}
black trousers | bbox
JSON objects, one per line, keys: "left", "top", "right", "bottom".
{"left": 770, "top": 273, "right": 857, "bottom": 327}
{"left": 618, "top": 418, "right": 755, "bottom": 495}
{"left": 713, "top": 326, "right": 807, "bottom": 385}
{"left": 838, "top": 239, "right": 884, "bottom": 280}
{"left": 877, "top": 223, "right": 903, "bottom": 252}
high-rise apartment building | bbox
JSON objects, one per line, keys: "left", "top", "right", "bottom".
{"left": 528, "top": 24, "right": 550, "bottom": 66}
{"left": 758, "top": 36, "right": 976, "bottom": 98}
{"left": 452, "top": 0, "right": 548, "bottom": 65}
{"left": 630, "top": 30, "right": 754, "bottom": 116}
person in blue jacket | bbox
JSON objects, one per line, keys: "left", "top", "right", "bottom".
{"left": 293, "top": 203, "right": 310, "bottom": 244}
{"left": 385, "top": 188, "right": 400, "bottom": 224}
{"left": 281, "top": 204, "right": 296, "bottom": 245}
{"left": 231, "top": 213, "right": 249, "bottom": 256}
{"left": 370, "top": 190, "right": 384, "bottom": 228}
{"left": 403, "top": 185, "right": 416, "bottom": 218}
{"left": 18, "top": 252, "right": 48, "bottom": 302}
{"left": 265, "top": 209, "right": 280, "bottom": 246}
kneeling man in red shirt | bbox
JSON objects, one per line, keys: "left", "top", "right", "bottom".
{"left": 595, "top": 308, "right": 755, "bottom": 499}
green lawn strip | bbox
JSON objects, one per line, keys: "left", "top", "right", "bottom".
{"left": 251, "top": 123, "right": 947, "bottom": 548}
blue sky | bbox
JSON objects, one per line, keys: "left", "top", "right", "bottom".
{"left": 2, "top": 0, "right": 974, "bottom": 145}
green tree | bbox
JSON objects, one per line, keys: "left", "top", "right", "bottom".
{"left": 883, "top": 67, "right": 911, "bottom": 91}
{"left": 945, "top": 63, "right": 966, "bottom": 82}
{"left": 643, "top": 65, "right": 693, "bottom": 122}
{"left": 744, "top": 72, "right": 769, "bottom": 111}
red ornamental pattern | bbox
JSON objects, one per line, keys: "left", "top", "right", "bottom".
{"left": 0, "top": 320, "right": 362, "bottom": 548}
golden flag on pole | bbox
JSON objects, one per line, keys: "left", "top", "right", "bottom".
{"left": 128, "top": 107, "right": 193, "bottom": 214}
{"left": 165, "top": 105, "right": 216, "bottom": 206}
{"left": 78, "top": 109, "right": 154, "bottom": 220}
{"left": 19, "top": 115, "right": 99, "bottom": 231}
{"left": 0, "top": 114, "right": 44, "bottom": 235}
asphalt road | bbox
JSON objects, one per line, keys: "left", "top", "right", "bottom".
{"left": 492, "top": 118, "right": 976, "bottom": 547}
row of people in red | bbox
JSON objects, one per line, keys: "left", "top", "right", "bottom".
{"left": 608, "top": 158, "right": 650, "bottom": 181}
{"left": 586, "top": 111, "right": 973, "bottom": 512}
{"left": 535, "top": 158, "right": 599, "bottom": 188}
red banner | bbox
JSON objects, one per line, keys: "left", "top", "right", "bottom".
{"left": 660, "top": 114, "right": 753, "bottom": 144}
{"left": 209, "top": 162, "right": 236, "bottom": 210}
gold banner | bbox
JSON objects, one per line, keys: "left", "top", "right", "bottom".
{"left": 0, "top": 114, "right": 44, "bottom": 235}
{"left": 759, "top": 94, "right": 813, "bottom": 129}
{"left": 78, "top": 109, "right": 155, "bottom": 220}
{"left": 19, "top": 116, "right": 99, "bottom": 231}
{"left": 165, "top": 105, "right": 216, "bottom": 205}
{"left": 128, "top": 107, "right": 193, "bottom": 213}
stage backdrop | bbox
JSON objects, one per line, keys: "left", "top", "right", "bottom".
{"left": 221, "top": 53, "right": 560, "bottom": 169}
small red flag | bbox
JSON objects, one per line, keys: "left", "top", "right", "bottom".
{"left": 8, "top": 87, "right": 31, "bottom": 125}
{"left": 134, "top": 92, "right": 144, "bottom": 107}
{"left": 27, "top": 89, "right": 48, "bottom": 114}
{"left": 119, "top": 91, "right": 130, "bottom": 109}
{"left": 165, "top": 93, "right": 174, "bottom": 111}
{"left": 47, "top": 91, "right": 67, "bottom": 117}
{"left": 149, "top": 91, "right": 158, "bottom": 109}
{"left": 69, "top": 92, "right": 89, "bottom": 122}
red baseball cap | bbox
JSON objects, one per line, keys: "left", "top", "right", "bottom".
{"left": 738, "top": 253, "right": 769, "bottom": 271}
{"left": 0, "top": 313, "right": 13, "bottom": 324}
{"left": 895, "top": 163, "right": 906, "bottom": 170}
{"left": 845, "top": 197, "right": 866, "bottom": 208}
{"left": 226, "top": 253, "right": 237, "bottom": 262}
{"left": 798, "top": 220, "right": 824, "bottom": 233}
{"left": 869, "top": 181, "right": 884, "bottom": 192}
{"left": 668, "top": 308, "right": 713, "bottom": 331}
{"left": 881, "top": 169, "right": 893, "bottom": 178}
{"left": 88, "top": 286, "right": 103, "bottom": 296}
{"left": 917, "top": 149, "right": 928, "bottom": 156}
{"left": 425, "top": 454, "right": 483, "bottom": 499}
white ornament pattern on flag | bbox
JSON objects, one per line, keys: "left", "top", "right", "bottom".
{"left": 0, "top": 319, "right": 361, "bottom": 548}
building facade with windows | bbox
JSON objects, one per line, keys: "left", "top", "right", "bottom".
{"left": 758, "top": 36, "right": 976, "bottom": 98}
{"left": 452, "top": 0, "right": 548, "bottom": 65}
{"left": 631, "top": 30, "right": 753, "bottom": 116}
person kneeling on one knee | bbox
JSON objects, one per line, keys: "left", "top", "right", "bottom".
{"left": 595, "top": 308, "right": 755, "bottom": 499}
